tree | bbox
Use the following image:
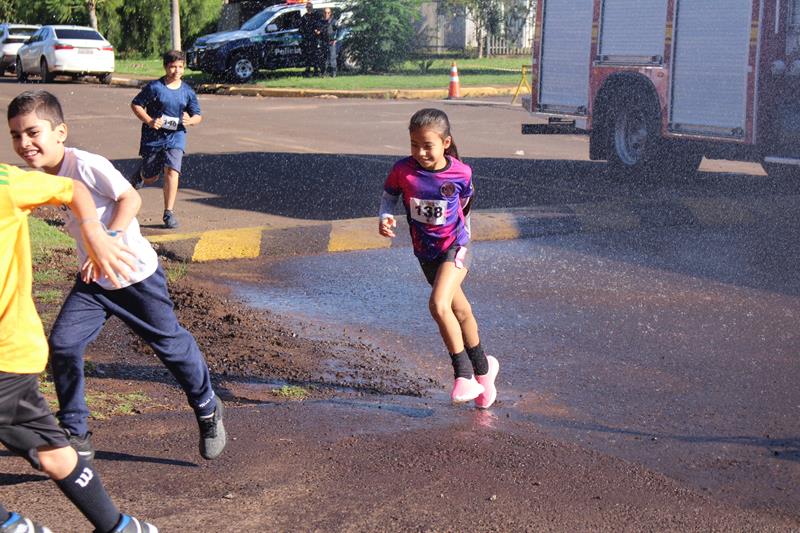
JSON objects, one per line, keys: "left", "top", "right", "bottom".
{"left": 44, "top": 0, "right": 104, "bottom": 29}
{"left": 439, "top": 0, "right": 502, "bottom": 57}
{"left": 13, "top": 0, "right": 221, "bottom": 57}
{"left": 344, "top": 0, "right": 422, "bottom": 73}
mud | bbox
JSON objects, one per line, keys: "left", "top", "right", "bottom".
{"left": 4, "top": 214, "right": 799, "bottom": 531}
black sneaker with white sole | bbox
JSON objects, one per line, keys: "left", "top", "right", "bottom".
{"left": 68, "top": 431, "right": 95, "bottom": 462}
{"left": 197, "top": 399, "right": 227, "bottom": 460}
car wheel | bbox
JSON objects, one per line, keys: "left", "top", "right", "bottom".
{"left": 228, "top": 53, "right": 255, "bottom": 83}
{"left": 40, "top": 57, "right": 55, "bottom": 83}
{"left": 15, "top": 57, "right": 27, "bottom": 82}
{"left": 98, "top": 72, "right": 112, "bottom": 85}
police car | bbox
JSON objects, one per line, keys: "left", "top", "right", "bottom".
{"left": 187, "top": 0, "right": 348, "bottom": 83}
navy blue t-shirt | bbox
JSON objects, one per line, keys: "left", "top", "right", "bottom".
{"left": 132, "top": 77, "right": 201, "bottom": 155}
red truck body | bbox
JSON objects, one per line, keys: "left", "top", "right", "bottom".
{"left": 525, "top": 0, "right": 800, "bottom": 177}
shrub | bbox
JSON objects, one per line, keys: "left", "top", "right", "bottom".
{"left": 343, "top": 0, "right": 422, "bottom": 73}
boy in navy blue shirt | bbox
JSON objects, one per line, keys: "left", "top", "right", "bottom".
{"left": 130, "top": 50, "right": 201, "bottom": 229}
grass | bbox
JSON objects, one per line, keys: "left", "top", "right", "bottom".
{"left": 29, "top": 216, "right": 74, "bottom": 264}
{"left": 33, "top": 288, "right": 63, "bottom": 305}
{"left": 165, "top": 261, "right": 188, "bottom": 284}
{"left": 272, "top": 384, "right": 308, "bottom": 400}
{"left": 39, "top": 380, "right": 154, "bottom": 419}
{"left": 115, "top": 55, "right": 529, "bottom": 89}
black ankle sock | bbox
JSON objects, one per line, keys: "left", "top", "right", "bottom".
{"left": 54, "top": 455, "right": 121, "bottom": 532}
{"left": 467, "top": 343, "right": 489, "bottom": 375}
{"left": 0, "top": 504, "right": 9, "bottom": 524}
{"left": 450, "top": 350, "right": 473, "bottom": 379}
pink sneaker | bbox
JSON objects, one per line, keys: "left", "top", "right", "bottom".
{"left": 474, "top": 356, "right": 499, "bottom": 409}
{"left": 451, "top": 376, "right": 484, "bottom": 403}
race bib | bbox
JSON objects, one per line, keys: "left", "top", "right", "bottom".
{"left": 161, "top": 115, "right": 179, "bottom": 131}
{"left": 409, "top": 197, "right": 447, "bottom": 225}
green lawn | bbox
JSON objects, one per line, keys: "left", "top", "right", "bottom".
{"left": 115, "top": 56, "right": 530, "bottom": 89}
{"left": 29, "top": 216, "right": 74, "bottom": 264}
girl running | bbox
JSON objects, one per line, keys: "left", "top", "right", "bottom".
{"left": 378, "top": 108, "right": 499, "bottom": 408}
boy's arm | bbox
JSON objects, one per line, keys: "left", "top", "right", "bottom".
{"left": 131, "top": 102, "right": 162, "bottom": 129}
{"left": 69, "top": 180, "right": 136, "bottom": 288}
{"left": 106, "top": 186, "right": 141, "bottom": 234}
{"left": 182, "top": 92, "right": 202, "bottom": 126}
{"left": 182, "top": 112, "right": 202, "bottom": 126}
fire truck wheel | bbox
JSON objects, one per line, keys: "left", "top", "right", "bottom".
{"left": 607, "top": 92, "right": 659, "bottom": 178}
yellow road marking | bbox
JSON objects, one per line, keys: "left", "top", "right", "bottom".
{"left": 146, "top": 231, "right": 203, "bottom": 243}
{"left": 570, "top": 201, "right": 638, "bottom": 233}
{"left": 191, "top": 227, "right": 263, "bottom": 262}
{"left": 472, "top": 212, "right": 520, "bottom": 241}
{"left": 328, "top": 219, "right": 391, "bottom": 252}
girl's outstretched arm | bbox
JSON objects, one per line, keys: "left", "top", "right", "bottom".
{"left": 378, "top": 191, "right": 399, "bottom": 238}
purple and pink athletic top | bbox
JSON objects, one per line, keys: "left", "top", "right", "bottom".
{"left": 381, "top": 155, "right": 474, "bottom": 261}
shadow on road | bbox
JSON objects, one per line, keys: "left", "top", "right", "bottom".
{"left": 111, "top": 151, "right": 800, "bottom": 221}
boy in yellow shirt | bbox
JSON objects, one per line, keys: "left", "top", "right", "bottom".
{"left": 0, "top": 164, "right": 156, "bottom": 533}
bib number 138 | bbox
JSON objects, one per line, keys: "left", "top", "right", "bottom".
{"left": 409, "top": 197, "right": 447, "bottom": 225}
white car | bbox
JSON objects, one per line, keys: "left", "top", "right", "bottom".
{"left": 0, "top": 23, "right": 40, "bottom": 73}
{"left": 16, "top": 25, "right": 114, "bottom": 84}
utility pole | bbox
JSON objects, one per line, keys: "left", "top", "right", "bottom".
{"left": 171, "top": 0, "right": 182, "bottom": 51}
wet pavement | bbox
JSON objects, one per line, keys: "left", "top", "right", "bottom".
{"left": 227, "top": 222, "right": 800, "bottom": 514}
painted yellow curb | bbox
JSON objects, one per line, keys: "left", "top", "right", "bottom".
{"left": 328, "top": 219, "right": 391, "bottom": 252}
{"left": 570, "top": 201, "right": 639, "bottom": 233}
{"left": 191, "top": 227, "right": 263, "bottom": 262}
{"left": 470, "top": 212, "right": 520, "bottom": 241}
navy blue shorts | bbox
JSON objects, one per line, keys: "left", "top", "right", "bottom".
{"left": 0, "top": 373, "right": 70, "bottom": 470}
{"left": 140, "top": 147, "right": 183, "bottom": 179}
{"left": 418, "top": 245, "right": 473, "bottom": 286}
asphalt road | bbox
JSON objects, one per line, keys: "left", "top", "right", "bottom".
{"left": 2, "top": 78, "right": 799, "bottom": 524}
{"left": 229, "top": 227, "right": 799, "bottom": 516}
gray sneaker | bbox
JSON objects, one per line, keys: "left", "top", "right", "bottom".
{"left": 1, "top": 512, "right": 52, "bottom": 533}
{"left": 68, "top": 431, "right": 95, "bottom": 462}
{"left": 197, "top": 400, "right": 227, "bottom": 460}
{"left": 108, "top": 514, "right": 158, "bottom": 533}
{"left": 162, "top": 210, "right": 179, "bottom": 229}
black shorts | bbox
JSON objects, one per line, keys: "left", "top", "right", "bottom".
{"left": 140, "top": 147, "right": 184, "bottom": 178}
{"left": 418, "top": 245, "right": 473, "bottom": 286}
{"left": 0, "top": 372, "right": 70, "bottom": 470}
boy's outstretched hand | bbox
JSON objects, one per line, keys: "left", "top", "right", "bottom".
{"left": 378, "top": 214, "right": 397, "bottom": 238}
{"left": 68, "top": 180, "right": 137, "bottom": 288}
{"left": 79, "top": 226, "right": 136, "bottom": 288}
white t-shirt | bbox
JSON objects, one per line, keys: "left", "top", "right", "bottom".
{"left": 58, "top": 147, "right": 159, "bottom": 290}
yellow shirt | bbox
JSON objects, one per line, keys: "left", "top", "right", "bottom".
{"left": 0, "top": 163, "right": 73, "bottom": 374}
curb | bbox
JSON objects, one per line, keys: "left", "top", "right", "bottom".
{"left": 144, "top": 195, "right": 796, "bottom": 263}
{"left": 109, "top": 75, "right": 517, "bottom": 100}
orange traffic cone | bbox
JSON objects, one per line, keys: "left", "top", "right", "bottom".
{"left": 447, "top": 61, "right": 461, "bottom": 99}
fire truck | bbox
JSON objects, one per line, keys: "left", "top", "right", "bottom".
{"left": 524, "top": 0, "right": 800, "bottom": 178}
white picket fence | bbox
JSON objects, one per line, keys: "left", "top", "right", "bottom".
{"left": 485, "top": 6, "right": 535, "bottom": 56}
{"left": 486, "top": 33, "right": 533, "bottom": 56}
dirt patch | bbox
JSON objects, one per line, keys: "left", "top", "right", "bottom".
{"left": 32, "top": 221, "right": 431, "bottom": 419}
